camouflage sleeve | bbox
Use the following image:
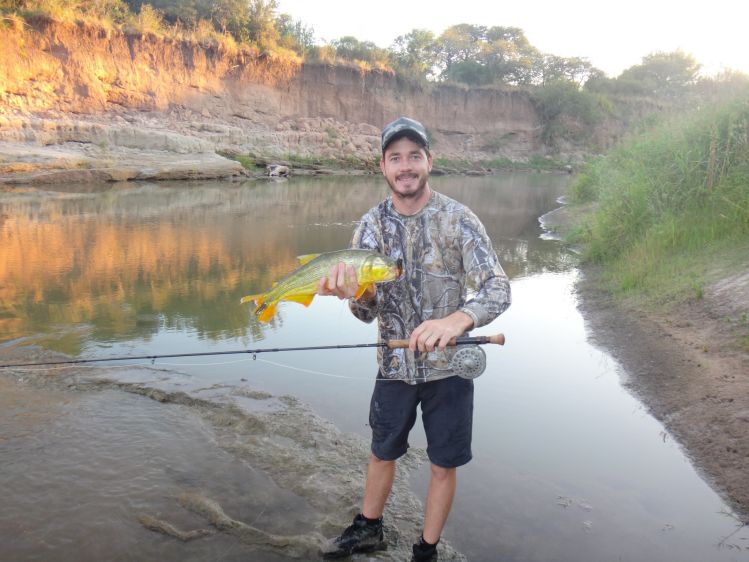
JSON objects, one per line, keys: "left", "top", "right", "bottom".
{"left": 348, "top": 213, "right": 380, "bottom": 323}
{"left": 458, "top": 209, "right": 512, "bottom": 328}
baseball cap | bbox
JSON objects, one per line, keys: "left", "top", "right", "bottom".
{"left": 381, "top": 116, "right": 429, "bottom": 152}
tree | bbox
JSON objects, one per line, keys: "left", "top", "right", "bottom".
{"left": 540, "top": 55, "right": 595, "bottom": 87}
{"left": 433, "top": 24, "right": 542, "bottom": 86}
{"left": 436, "top": 24, "right": 486, "bottom": 82}
{"left": 391, "top": 29, "right": 438, "bottom": 80}
{"left": 275, "top": 12, "right": 314, "bottom": 56}
{"left": 482, "top": 26, "right": 540, "bottom": 85}
{"left": 332, "top": 35, "right": 390, "bottom": 67}
{"left": 531, "top": 79, "right": 603, "bottom": 146}
{"left": 617, "top": 51, "right": 701, "bottom": 98}
{"left": 124, "top": 0, "right": 246, "bottom": 37}
{"left": 245, "top": 0, "right": 280, "bottom": 49}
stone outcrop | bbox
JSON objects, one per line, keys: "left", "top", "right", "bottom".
{"left": 0, "top": 16, "right": 583, "bottom": 183}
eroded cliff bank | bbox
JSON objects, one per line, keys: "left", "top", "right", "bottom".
{"left": 0, "top": 16, "right": 615, "bottom": 184}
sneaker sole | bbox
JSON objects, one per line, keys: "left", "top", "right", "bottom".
{"left": 322, "top": 541, "right": 386, "bottom": 559}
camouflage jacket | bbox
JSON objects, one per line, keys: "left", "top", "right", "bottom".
{"left": 349, "top": 190, "right": 511, "bottom": 384}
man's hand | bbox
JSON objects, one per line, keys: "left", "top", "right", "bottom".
{"left": 409, "top": 311, "right": 474, "bottom": 352}
{"left": 317, "top": 262, "right": 359, "bottom": 299}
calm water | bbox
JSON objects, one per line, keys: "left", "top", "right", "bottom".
{"left": 1, "top": 174, "right": 748, "bottom": 562}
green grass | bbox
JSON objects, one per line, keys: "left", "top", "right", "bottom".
{"left": 569, "top": 89, "right": 749, "bottom": 305}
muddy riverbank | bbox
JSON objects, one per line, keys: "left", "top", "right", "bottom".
{"left": 543, "top": 203, "right": 749, "bottom": 521}
{"left": 575, "top": 267, "right": 749, "bottom": 520}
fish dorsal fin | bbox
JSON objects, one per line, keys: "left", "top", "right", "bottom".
{"left": 296, "top": 253, "right": 321, "bottom": 266}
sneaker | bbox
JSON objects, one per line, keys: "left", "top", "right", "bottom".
{"left": 321, "top": 513, "right": 386, "bottom": 559}
{"left": 411, "top": 536, "right": 438, "bottom": 561}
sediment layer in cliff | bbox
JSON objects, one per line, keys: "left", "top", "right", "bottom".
{"left": 1, "top": 16, "right": 581, "bottom": 182}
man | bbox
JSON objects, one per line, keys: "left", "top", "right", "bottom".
{"left": 318, "top": 116, "right": 511, "bottom": 561}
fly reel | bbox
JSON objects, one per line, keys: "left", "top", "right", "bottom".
{"left": 450, "top": 346, "right": 486, "bottom": 379}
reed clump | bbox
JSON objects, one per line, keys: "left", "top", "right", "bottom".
{"left": 569, "top": 89, "right": 749, "bottom": 303}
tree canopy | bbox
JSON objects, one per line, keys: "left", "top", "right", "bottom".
{"left": 4, "top": 0, "right": 739, "bottom": 102}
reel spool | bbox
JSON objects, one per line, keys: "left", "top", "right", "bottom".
{"left": 450, "top": 346, "right": 486, "bottom": 379}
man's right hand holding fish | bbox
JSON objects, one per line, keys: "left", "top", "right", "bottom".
{"left": 317, "top": 262, "right": 369, "bottom": 301}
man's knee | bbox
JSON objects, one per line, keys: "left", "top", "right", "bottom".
{"left": 370, "top": 454, "right": 396, "bottom": 469}
{"left": 430, "top": 463, "right": 456, "bottom": 481}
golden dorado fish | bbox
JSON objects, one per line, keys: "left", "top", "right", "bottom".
{"left": 241, "top": 249, "right": 402, "bottom": 323}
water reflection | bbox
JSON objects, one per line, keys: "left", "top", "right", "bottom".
{"left": 0, "top": 174, "right": 568, "bottom": 352}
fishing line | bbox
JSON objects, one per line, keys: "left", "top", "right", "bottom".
{"left": 254, "top": 357, "right": 369, "bottom": 380}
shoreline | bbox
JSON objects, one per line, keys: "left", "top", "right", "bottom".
{"left": 0, "top": 110, "right": 576, "bottom": 188}
{"left": 575, "top": 267, "right": 749, "bottom": 520}
{"left": 536, "top": 201, "right": 749, "bottom": 521}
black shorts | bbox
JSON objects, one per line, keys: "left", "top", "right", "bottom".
{"left": 369, "top": 375, "right": 474, "bottom": 468}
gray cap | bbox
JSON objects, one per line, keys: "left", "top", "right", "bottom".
{"left": 381, "top": 116, "right": 429, "bottom": 152}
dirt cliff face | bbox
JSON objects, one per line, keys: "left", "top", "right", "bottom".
{"left": 0, "top": 16, "right": 550, "bottom": 166}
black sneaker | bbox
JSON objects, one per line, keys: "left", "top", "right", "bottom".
{"left": 411, "top": 536, "right": 438, "bottom": 561}
{"left": 321, "top": 513, "right": 386, "bottom": 559}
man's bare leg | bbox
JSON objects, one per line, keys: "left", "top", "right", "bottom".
{"left": 362, "top": 454, "right": 396, "bottom": 518}
{"left": 422, "top": 464, "right": 457, "bottom": 543}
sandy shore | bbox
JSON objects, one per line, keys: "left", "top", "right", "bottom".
{"left": 575, "top": 266, "right": 749, "bottom": 521}
{"left": 541, "top": 204, "right": 749, "bottom": 520}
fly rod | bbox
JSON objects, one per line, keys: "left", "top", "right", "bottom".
{"left": 0, "top": 333, "right": 505, "bottom": 369}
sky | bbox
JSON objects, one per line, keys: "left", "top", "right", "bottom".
{"left": 275, "top": 0, "right": 747, "bottom": 78}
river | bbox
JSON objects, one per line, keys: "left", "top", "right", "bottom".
{"left": 1, "top": 174, "right": 747, "bottom": 562}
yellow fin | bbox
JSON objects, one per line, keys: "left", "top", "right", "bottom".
{"left": 256, "top": 301, "right": 278, "bottom": 323}
{"left": 296, "top": 253, "right": 321, "bottom": 266}
{"left": 240, "top": 293, "right": 263, "bottom": 305}
{"left": 285, "top": 293, "right": 316, "bottom": 307}
{"left": 354, "top": 283, "right": 374, "bottom": 299}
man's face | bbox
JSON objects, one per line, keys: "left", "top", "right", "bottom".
{"left": 380, "top": 136, "right": 433, "bottom": 201}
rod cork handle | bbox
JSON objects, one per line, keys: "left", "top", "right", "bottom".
{"left": 387, "top": 333, "right": 505, "bottom": 349}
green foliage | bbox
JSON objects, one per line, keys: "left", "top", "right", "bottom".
{"left": 569, "top": 157, "right": 605, "bottom": 202}
{"left": 435, "top": 24, "right": 544, "bottom": 86}
{"left": 126, "top": 3, "right": 164, "bottom": 34}
{"left": 390, "top": 28, "right": 438, "bottom": 80}
{"left": 0, "top": 0, "right": 24, "bottom": 10}
{"left": 330, "top": 35, "right": 391, "bottom": 69}
{"left": 571, "top": 90, "right": 749, "bottom": 301}
{"left": 307, "top": 43, "right": 336, "bottom": 63}
{"left": 531, "top": 80, "right": 604, "bottom": 146}
{"left": 4, "top": 0, "right": 306, "bottom": 61}
{"left": 275, "top": 12, "right": 314, "bottom": 56}
{"left": 541, "top": 55, "right": 594, "bottom": 86}
{"left": 244, "top": 0, "right": 279, "bottom": 49}
{"left": 6, "top": 0, "right": 79, "bottom": 20}
{"left": 218, "top": 152, "right": 257, "bottom": 170}
{"left": 588, "top": 50, "right": 701, "bottom": 100}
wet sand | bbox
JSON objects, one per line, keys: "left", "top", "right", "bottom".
{"left": 0, "top": 345, "right": 467, "bottom": 561}
{"left": 576, "top": 267, "right": 749, "bottom": 520}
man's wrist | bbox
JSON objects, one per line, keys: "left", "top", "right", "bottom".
{"left": 456, "top": 308, "right": 477, "bottom": 331}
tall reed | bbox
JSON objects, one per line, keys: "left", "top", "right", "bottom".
{"left": 570, "top": 90, "right": 749, "bottom": 302}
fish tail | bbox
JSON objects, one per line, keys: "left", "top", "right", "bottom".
{"left": 256, "top": 301, "right": 278, "bottom": 323}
